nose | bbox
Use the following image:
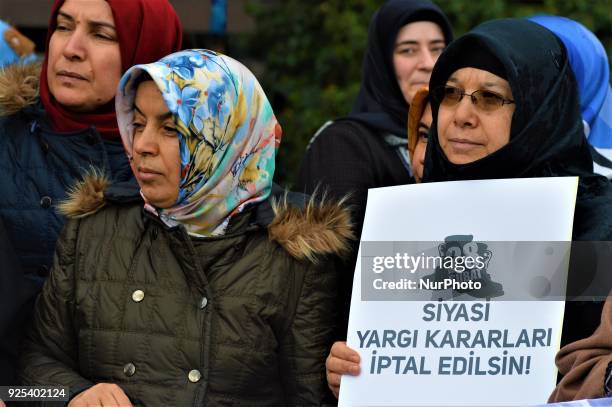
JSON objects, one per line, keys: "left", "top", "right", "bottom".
{"left": 61, "top": 28, "right": 86, "bottom": 61}
{"left": 452, "top": 95, "right": 478, "bottom": 128}
{"left": 133, "top": 126, "right": 159, "bottom": 157}
{"left": 418, "top": 49, "right": 436, "bottom": 72}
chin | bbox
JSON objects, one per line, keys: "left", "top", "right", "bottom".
{"left": 447, "top": 155, "right": 482, "bottom": 165}
{"left": 142, "top": 193, "right": 174, "bottom": 209}
{"left": 51, "top": 91, "right": 90, "bottom": 111}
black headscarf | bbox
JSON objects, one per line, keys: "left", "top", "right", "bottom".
{"left": 348, "top": 0, "right": 453, "bottom": 136}
{"left": 423, "top": 18, "right": 594, "bottom": 182}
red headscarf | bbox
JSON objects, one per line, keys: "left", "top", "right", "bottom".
{"left": 39, "top": 0, "right": 183, "bottom": 139}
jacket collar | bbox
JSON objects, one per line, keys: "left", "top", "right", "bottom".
{"left": 0, "top": 61, "right": 41, "bottom": 117}
{"left": 59, "top": 172, "right": 354, "bottom": 263}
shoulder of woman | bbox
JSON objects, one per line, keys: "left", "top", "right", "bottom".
{"left": 265, "top": 190, "right": 354, "bottom": 264}
{"left": 306, "top": 119, "right": 380, "bottom": 151}
{"left": 57, "top": 169, "right": 142, "bottom": 220}
{"left": 0, "top": 61, "right": 40, "bottom": 117}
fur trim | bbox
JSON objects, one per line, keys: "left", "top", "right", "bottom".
{"left": 0, "top": 62, "right": 41, "bottom": 116}
{"left": 59, "top": 175, "right": 354, "bottom": 262}
{"left": 58, "top": 169, "right": 109, "bottom": 219}
{"left": 268, "top": 192, "right": 354, "bottom": 263}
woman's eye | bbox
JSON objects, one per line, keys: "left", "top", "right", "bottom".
{"left": 93, "top": 31, "right": 115, "bottom": 41}
{"left": 132, "top": 122, "right": 144, "bottom": 132}
{"left": 398, "top": 47, "right": 417, "bottom": 55}
{"left": 164, "top": 126, "right": 177, "bottom": 135}
{"left": 55, "top": 24, "right": 70, "bottom": 32}
{"left": 418, "top": 131, "right": 429, "bottom": 141}
{"left": 431, "top": 46, "right": 444, "bottom": 55}
{"left": 481, "top": 91, "right": 504, "bottom": 104}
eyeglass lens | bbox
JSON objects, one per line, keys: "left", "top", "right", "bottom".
{"left": 441, "top": 87, "right": 506, "bottom": 111}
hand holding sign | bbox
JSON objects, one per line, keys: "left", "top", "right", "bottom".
{"left": 326, "top": 341, "right": 360, "bottom": 398}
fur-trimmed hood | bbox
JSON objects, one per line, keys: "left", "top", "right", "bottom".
{"left": 0, "top": 61, "right": 40, "bottom": 116}
{"left": 59, "top": 173, "right": 354, "bottom": 263}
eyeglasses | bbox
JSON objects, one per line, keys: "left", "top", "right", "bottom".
{"left": 433, "top": 86, "right": 515, "bottom": 112}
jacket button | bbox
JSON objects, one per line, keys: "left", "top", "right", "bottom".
{"left": 132, "top": 290, "right": 145, "bottom": 302}
{"left": 199, "top": 296, "right": 208, "bottom": 309}
{"left": 40, "top": 196, "right": 52, "bottom": 209}
{"left": 188, "top": 369, "right": 201, "bottom": 383}
{"left": 123, "top": 362, "right": 136, "bottom": 377}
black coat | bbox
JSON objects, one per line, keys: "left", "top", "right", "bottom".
{"left": 296, "top": 120, "right": 413, "bottom": 335}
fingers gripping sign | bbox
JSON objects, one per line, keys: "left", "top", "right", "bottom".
{"left": 326, "top": 341, "right": 361, "bottom": 399}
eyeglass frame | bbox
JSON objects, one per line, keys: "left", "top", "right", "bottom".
{"left": 433, "top": 85, "right": 515, "bottom": 112}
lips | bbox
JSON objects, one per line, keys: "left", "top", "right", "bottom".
{"left": 56, "top": 70, "right": 88, "bottom": 81}
{"left": 447, "top": 137, "right": 483, "bottom": 152}
{"left": 136, "top": 166, "right": 163, "bottom": 182}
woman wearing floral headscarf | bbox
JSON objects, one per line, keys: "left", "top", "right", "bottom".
{"left": 20, "top": 49, "right": 352, "bottom": 406}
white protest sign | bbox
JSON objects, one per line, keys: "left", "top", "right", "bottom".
{"left": 339, "top": 177, "right": 579, "bottom": 407}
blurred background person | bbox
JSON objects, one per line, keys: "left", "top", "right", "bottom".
{"left": 298, "top": 0, "right": 452, "bottom": 235}
{"left": 529, "top": 15, "right": 612, "bottom": 179}
{"left": 0, "top": 0, "right": 182, "bottom": 386}
{"left": 296, "top": 0, "right": 453, "bottom": 336}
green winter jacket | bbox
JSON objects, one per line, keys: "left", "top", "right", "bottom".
{"left": 19, "top": 174, "right": 353, "bottom": 406}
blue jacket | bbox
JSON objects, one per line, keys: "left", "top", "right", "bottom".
{"left": 0, "top": 63, "right": 135, "bottom": 281}
{"left": 0, "top": 62, "right": 136, "bottom": 384}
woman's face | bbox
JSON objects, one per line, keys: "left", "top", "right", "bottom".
{"left": 412, "top": 103, "right": 432, "bottom": 183}
{"left": 437, "top": 68, "right": 515, "bottom": 164}
{"left": 47, "top": 0, "right": 122, "bottom": 112}
{"left": 131, "top": 81, "right": 181, "bottom": 209}
{"left": 393, "top": 21, "right": 445, "bottom": 104}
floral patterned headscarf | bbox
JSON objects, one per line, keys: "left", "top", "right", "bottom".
{"left": 116, "top": 49, "right": 281, "bottom": 237}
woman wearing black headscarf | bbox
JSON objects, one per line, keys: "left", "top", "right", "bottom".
{"left": 297, "top": 0, "right": 453, "bottom": 348}
{"left": 326, "top": 18, "right": 612, "bottom": 401}
{"left": 297, "top": 0, "right": 453, "bottom": 239}
{"left": 425, "top": 12, "right": 612, "bottom": 359}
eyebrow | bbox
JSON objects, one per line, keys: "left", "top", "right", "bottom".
{"left": 396, "top": 39, "right": 445, "bottom": 47}
{"left": 418, "top": 122, "right": 430, "bottom": 131}
{"left": 447, "top": 76, "right": 508, "bottom": 91}
{"left": 134, "top": 106, "right": 173, "bottom": 121}
{"left": 57, "top": 11, "right": 116, "bottom": 31}
{"left": 481, "top": 81, "right": 506, "bottom": 90}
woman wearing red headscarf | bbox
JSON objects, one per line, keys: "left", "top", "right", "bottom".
{"left": 0, "top": 0, "right": 182, "bottom": 387}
